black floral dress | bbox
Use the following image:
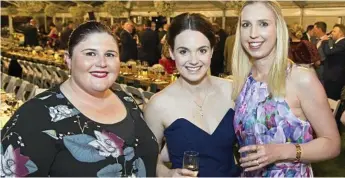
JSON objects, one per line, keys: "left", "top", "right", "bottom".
{"left": 0, "top": 86, "right": 158, "bottom": 177}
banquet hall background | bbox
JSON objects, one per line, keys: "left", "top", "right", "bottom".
{"left": 1, "top": 1, "right": 345, "bottom": 176}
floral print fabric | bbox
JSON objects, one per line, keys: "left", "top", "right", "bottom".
{"left": 234, "top": 75, "right": 314, "bottom": 177}
{"left": 0, "top": 86, "right": 158, "bottom": 177}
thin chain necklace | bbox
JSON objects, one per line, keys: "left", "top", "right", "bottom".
{"left": 181, "top": 80, "right": 213, "bottom": 119}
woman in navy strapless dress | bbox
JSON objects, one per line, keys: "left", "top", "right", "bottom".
{"left": 144, "top": 13, "right": 240, "bottom": 177}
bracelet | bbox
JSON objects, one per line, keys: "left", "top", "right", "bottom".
{"left": 294, "top": 144, "right": 302, "bottom": 162}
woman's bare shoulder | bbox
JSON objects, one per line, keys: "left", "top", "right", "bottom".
{"left": 289, "top": 65, "right": 319, "bottom": 87}
{"left": 211, "top": 76, "right": 234, "bottom": 94}
{"left": 145, "top": 82, "right": 178, "bottom": 110}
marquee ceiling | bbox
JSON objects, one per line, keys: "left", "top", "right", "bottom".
{"left": 1, "top": 1, "right": 345, "bottom": 12}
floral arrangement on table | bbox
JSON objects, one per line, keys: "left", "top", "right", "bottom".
{"left": 151, "top": 64, "right": 165, "bottom": 73}
{"left": 102, "top": 1, "right": 127, "bottom": 17}
{"left": 153, "top": 1, "right": 176, "bottom": 17}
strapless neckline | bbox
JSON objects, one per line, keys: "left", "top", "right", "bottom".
{"left": 165, "top": 108, "right": 234, "bottom": 136}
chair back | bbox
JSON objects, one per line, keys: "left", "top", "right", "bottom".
{"left": 1, "top": 74, "right": 12, "bottom": 90}
{"left": 142, "top": 91, "right": 154, "bottom": 100}
{"left": 6, "top": 77, "right": 23, "bottom": 95}
{"left": 16, "top": 81, "right": 38, "bottom": 102}
{"left": 125, "top": 86, "right": 146, "bottom": 107}
{"left": 111, "top": 82, "right": 126, "bottom": 91}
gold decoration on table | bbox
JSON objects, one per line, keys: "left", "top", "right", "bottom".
{"left": 0, "top": 90, "right": 23, "bottom": 128}
{"left": 154, "top": 1, "right": 176, "bottom": 17}
{"left": 102, "top": 1, "right": 127, "bottom": 17}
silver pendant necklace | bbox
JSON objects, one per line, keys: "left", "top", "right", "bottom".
{"left": 186, "top": 85, "right": 213, "bottom": 120}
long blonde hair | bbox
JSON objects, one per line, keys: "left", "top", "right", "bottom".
{"left": 231, "top": 0, "right": 290, "bottom": 100}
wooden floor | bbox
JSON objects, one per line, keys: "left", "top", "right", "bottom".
{"left": 313, "top": 125, "right": 345, "bottom": 177}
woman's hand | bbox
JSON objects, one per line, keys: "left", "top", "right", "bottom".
{"left": 168, "top": 168, "right": 198, "bottom": 177}
{"left": 238, "top": 144, "right": 295, "bottom": 172}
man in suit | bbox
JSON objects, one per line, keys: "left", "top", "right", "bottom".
{"left": 301, "top": 25, "right": 317, "bottom": 44}
{"left": 23, "top": 19, "right": 39, "bottom": 47}
{"left": 120, "top": 21, "right": 138, "bottom": 62}
{"left": 211, "top": 23, "right": 228, "bottom": 76}
{"left": 313, "top": 21, "right": 328, "bottom": 84}
{"left": 59, "top": 21, "right": 74, "bottom": 49}
{"left": 138, "top": 20, "right": 159, "bottom": 66}
{"left": 323, "top": 24, "right": 345, "bottom": 100}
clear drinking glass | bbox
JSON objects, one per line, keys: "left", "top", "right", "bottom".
{"left": 241, "top": 131, "right": 256, "bottom": 157}
{"left": 183, "top": 151, "right": 199, "bottom": 176}
{"left": 241, "top": 131, "right": 257, "bottom": 177}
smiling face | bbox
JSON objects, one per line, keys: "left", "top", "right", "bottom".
{"left": 169, "top": 30, "right": 213, "bottom": 83}
{"left": 240, "top": 2, "right": 277, "bottom": 61}
{"left": 66, "top": 32, "right": 120, "bottom": 95}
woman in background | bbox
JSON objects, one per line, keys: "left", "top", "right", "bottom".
{"left": 288, "top": 23, "right": 320, "bottom": 66}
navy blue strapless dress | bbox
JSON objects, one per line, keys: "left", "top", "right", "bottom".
{"left": 164, "top": 108, "right": 240, "bottom": 177}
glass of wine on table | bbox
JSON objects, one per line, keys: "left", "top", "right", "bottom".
{"left": 183, "top": 151, "right": 199, "bottom": 176}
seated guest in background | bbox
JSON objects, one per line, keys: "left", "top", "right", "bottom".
{"left": 0, "top": 21, "right": 158, "bottom": 177}
{"left": 232, "top": 1, "right": 340, "bottom": 177}
{"left": 323, "top": 24, "right": 345, "bottom": 100}
{"left": 288, "top": 23, "right": 320, "bottom": 65}
{"left": 145, "top": 13, "right": 239, "bottom": 177}
{"left": 120, "top": 21, "right": 138, "bottom": 62}
{"left": 59, "top": 21, "right": 74, "bottom": 49}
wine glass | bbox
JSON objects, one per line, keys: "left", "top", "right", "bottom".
{"left": 242, "top": 131, "right": 256, "bottom": 157}
{"left": 143, "top": 61, "right": 149, "bottom": 67}
{"left": 183, "top": 151, "right": 199, "bottom": 176}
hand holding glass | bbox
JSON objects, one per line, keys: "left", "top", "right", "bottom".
{"left": 183, "top": 151, "right": 199, "bottom": 176}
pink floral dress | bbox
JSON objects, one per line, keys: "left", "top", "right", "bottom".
{"left": 234, "top": 74, "right": 314, "bottom": 177}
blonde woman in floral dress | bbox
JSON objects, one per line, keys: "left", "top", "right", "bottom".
{"left": 232, "top": 1, "right": 340, "bottom": 177}
{"left": 0, "top": 21, "right": 158, "bottom": 177}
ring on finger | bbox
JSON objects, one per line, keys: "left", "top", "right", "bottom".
{"left": 256, "top": 159, "right": 260, "bottom": 166}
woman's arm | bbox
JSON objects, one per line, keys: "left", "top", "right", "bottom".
{"left": 144, "top": 95, "right": 196, "bottom": 177}
{"left": 290, "top": 67, "right": 340, "bottom": 161}
{"left": 239, "top": 67, "right": 340, "bottom": 171}
{"left": 1, "top": 99, "right": 58, "bottom": 176}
